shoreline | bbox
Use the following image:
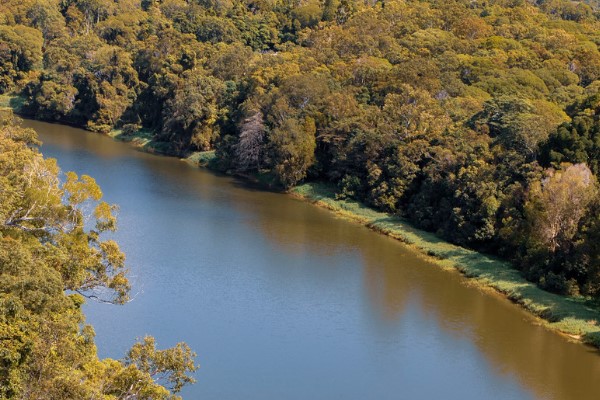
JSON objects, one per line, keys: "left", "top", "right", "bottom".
{"left": 127, "top": 124, "right": 600, "bottom": 349}
{"left": 6, "top": 101, "right": 600, "bottom": 349}
{"left": 289, "top": 183, "right": 600, "bottom": 348}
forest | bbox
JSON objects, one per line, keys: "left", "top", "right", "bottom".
{"left": 1, "top": 0, "right": 600, "bottom": 300}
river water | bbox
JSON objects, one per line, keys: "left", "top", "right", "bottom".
{"left": 26, "top": 119, "right": 600, "bottom": 399}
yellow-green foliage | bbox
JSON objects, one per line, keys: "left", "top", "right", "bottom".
{"left": 0, "top": 114, "right": 196, "bottom": 399}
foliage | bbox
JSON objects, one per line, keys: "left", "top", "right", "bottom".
{"left": 3, "top": 0, "right": 600, "bottom": 297}
{"left": 0, "top": 114, "right": 197, "bottom": 399}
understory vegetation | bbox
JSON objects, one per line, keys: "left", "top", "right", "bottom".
{"left": 2, "top": 0, "right": 600, "bottom": 303}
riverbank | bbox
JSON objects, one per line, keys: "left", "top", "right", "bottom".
{"left": 180, "top": 146, "right": 600, "bottom": 348}
{"left": 0, "top": 94, "right": 181, "bottom": 156}
{"left": 5, "top": 97, "right": 600, "bottom": 349}
{"left": 107, "top": 128, "right": 179, "bottom": 156}
{"left": 290, "top": 183, "right": 600, "bottom": 347}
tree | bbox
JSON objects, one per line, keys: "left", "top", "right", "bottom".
{"left": 162, "top": 71, "right": 225, "bottom": 151}
{"left": 27, "top": 80, "right": 78, "bottom": 120}
{"left": 540, "top": 92, "right": 600, "bottom": 175}
{"left": 524, "top": 163, "right": 598, "bottom": 254}
{"left": 474, "top": 96, "right": 569, "bottom": 157}
{"left": 0, "top": 117, "right": 129, "bottom": 303}
{"left": 269, "top": 117, "right": 316, "bottom": 188}
{"left": 81, "top": 45, "right": 140, "bottom": 132}
{"left": 381, "top": 85, "right": 449, "bottom": 140}
{"left": 76, "top": 0, "right": 116, "bottom": 33}
{"left": 124, "top": 336, "right": 197, "bottom": 394}
{"left": 0, "top": 114, "right": 197, "bottom": 399}
{"left": 0, "top": 24, "right": 43, "bottom": 92}
{"left": 26, "top": 0, "right": 67, "bottom": 43}
{"left": 235, "top": 111, "right": 266, "bottom": 171}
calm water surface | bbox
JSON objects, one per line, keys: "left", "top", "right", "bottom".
{"left": 26, "top": 119, "right": 600, "bottom": 400}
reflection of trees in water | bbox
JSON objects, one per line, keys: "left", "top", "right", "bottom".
{"left": 233, "top": 189, "right": 362, "bottom": 257}
{"left": 359, "top": 242, "right": 600, "bottom": 400}
{"left": 233, "top": 189, "right": 600, "bottom": 399}
{"left": 32, "top": 119, "right": 133, "bottom": 159}
{"left": 231, "top": 179, "right": 600, "bottom": 399}
{"left": 361, "top": 237, "right": 415, "bottom": 322}
{"left": 229, "top": 188, "right": 600, "bottom": 399}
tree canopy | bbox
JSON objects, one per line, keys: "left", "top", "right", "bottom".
{"left": 3, "top": 0, "right": 600, "bottom": 297}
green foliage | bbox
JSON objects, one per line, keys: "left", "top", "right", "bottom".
{"left": 161, "top": 70, "right": 225, "bottom": 150}
{"left": 541, "top": 92, "right": 600, "bottom": 174}
{"left": 125, "top": 336, "right": 197, "bottom": 394}
{"left": 0, "top": 24, "right": 43, "bottom": 93}
{"left": 4, "top": 0, "right": 600, "bottom": 298}
{"left": 473, "top": 96, "right": 569, "bottom": 157}
{"left": 269, "top": 116, "right": 316, "bottom": 188}
{"left": 0, "top": 115, "right": 197, "bottom": 399}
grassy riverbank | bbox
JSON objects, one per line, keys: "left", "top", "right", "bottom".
{"left": 291, "top": 182, "right": 600, "bottom": 347}
{"left": 107, "top": 128, "right": 177, "bottom": 155}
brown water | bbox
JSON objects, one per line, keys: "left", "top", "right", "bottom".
{"left": 26, "top": 119, "right": 600, "bottom": 400}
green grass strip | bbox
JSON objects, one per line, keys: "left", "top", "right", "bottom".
{"left": 109, "top": 128, "right": 176, "bottom": 155}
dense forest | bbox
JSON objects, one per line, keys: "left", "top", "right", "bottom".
{"left": 0, "top": 111, "right": 196, "bottom": 398}
{"left": 1, "top": 0, "right": 600, "bottom": 298}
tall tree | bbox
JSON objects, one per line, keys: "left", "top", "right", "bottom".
{"left": 524, "top": 163, "right": 598, "bottom": 254}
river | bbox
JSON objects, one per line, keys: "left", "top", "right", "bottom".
{"left": 25, "top": 119, "right": 600, "bottom": 400}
